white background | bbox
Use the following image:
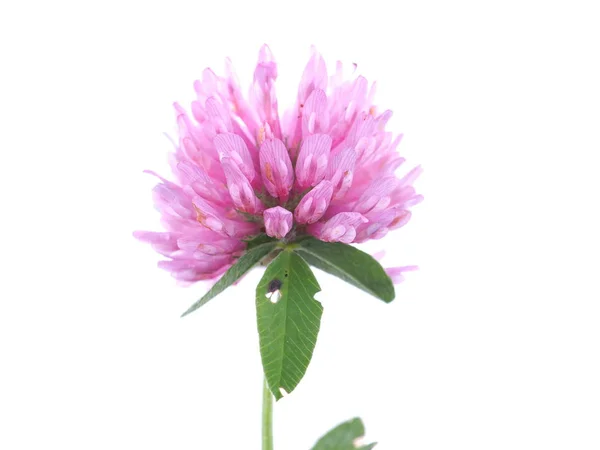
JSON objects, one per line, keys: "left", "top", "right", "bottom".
{"left": 1, "top": 1, "right": 599, "bottom": 449}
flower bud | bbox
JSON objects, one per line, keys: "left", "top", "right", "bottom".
{"left": 264, "top": 206, "right": 293, "bottom": 239}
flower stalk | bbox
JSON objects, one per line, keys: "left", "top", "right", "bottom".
{"left": 262, "top": 378, "right": 274, "bottom": 450}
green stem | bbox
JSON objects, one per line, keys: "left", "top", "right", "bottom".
{"left": 262, "top": 378, "right": 274, "bottom": 450}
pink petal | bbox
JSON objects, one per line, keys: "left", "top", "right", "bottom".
{"left": 133, "top": 231, "right": 180, "bottom": 257}
{"left": 264, "top": 206, "right": 293, "bottom": 239}
{"left": 343, "top": 76, "right": 368, "bottom": 122}
{"left": 308, "top": 212, "right": 367, "bottom": 244}
{"left": 343, "top": 112, "right": 376, "bottom": 150}
{"left": 177, "top": 236, "right": 244, "bottom": 255}
{"left": 256, "top": 121, "right": 274, "bottom": 147}
{"left": 302, "top": 89, "right": 328, "bottom": 137}
{"left": 284, "top": 48, "right": 328, "bottom": 147}
{"left": 214, "top": 133, "right": 256, "bottom": 182}
{"left": 354, "top": 177, "right": 399, "bottom": 215}
{"left": 224, "top": 57, "right": 260, "bottom": 136}
{"left": 158, "top": 256, "right": 232, "bottom": 275}
{"left": 295, "top": 134, "right": 332, "bottom": 190}
{"left": 191, "top": 196, "right": 258, "bottom": 238}
{"left": 325, "top": 147, "right": 357, "bottom": 200}
{"left": 355, "top": 206, "right": 413, "bottom": 242}
{"left": 371, "top": 250, "right": 386, "bottom": 261}
{"left": 399, "top": 165, "right": 423, "bottom": 187}
{"left": 251, "top": 45, "right": 281, "bottom": 138}
{"left": 205, "top": 97, "right": 233, "bottom": 134}
{"left": 298, "top": 47, "right": 328, "bottom": 103}
{"left": 294, "top": 180, "right": 334, "bottom": 224}
{"left": 259, "top": 138, "right": 294, "bottom": 202}
{"left": 221, "top": 157, "right": 264, "bottom": 214}
{"left": 151, "top": 183, "right": 194, "bottom": 220}
{"left": 175, "top": 161, "right": 228, "bottom": 206}
{"left": 385, "top": 265, "right": 418, "bottom": 284}
{"left": 191, "top": 196, "right": 227, "bottom": 234}
{"left": 193, "top": 68, "right": 221, "bottom": 104}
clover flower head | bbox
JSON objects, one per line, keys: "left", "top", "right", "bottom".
{"left": 135, "top": 45, "right": 422, "bottom": 283}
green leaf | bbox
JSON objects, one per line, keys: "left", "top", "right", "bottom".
{"left": 243, "top": 233, "right": 278, "bottom": 249}
{"left": 310, "top": 417, "right": 377, "bottom": 450}
{"left": 295, "top": 237, "right": 395, "bottom": 303}
{"left": 181, "top": 238, "right": 278, "bottom": 317}
{"left": 256, "top": 250, "right": 323, "bottom": 400}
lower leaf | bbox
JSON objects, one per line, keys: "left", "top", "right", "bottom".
{"left": 256, "top": 250, "right": 323, "bottom": 400}
{"left": 310, "top": 417, "right": 376, "bottom": 450}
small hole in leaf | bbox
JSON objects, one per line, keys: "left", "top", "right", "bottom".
{"left": 266, "top": 290, "right": 281, "bottom": 304}
{"left": 279, "top": 387, "right": 288, "bottom": 397}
